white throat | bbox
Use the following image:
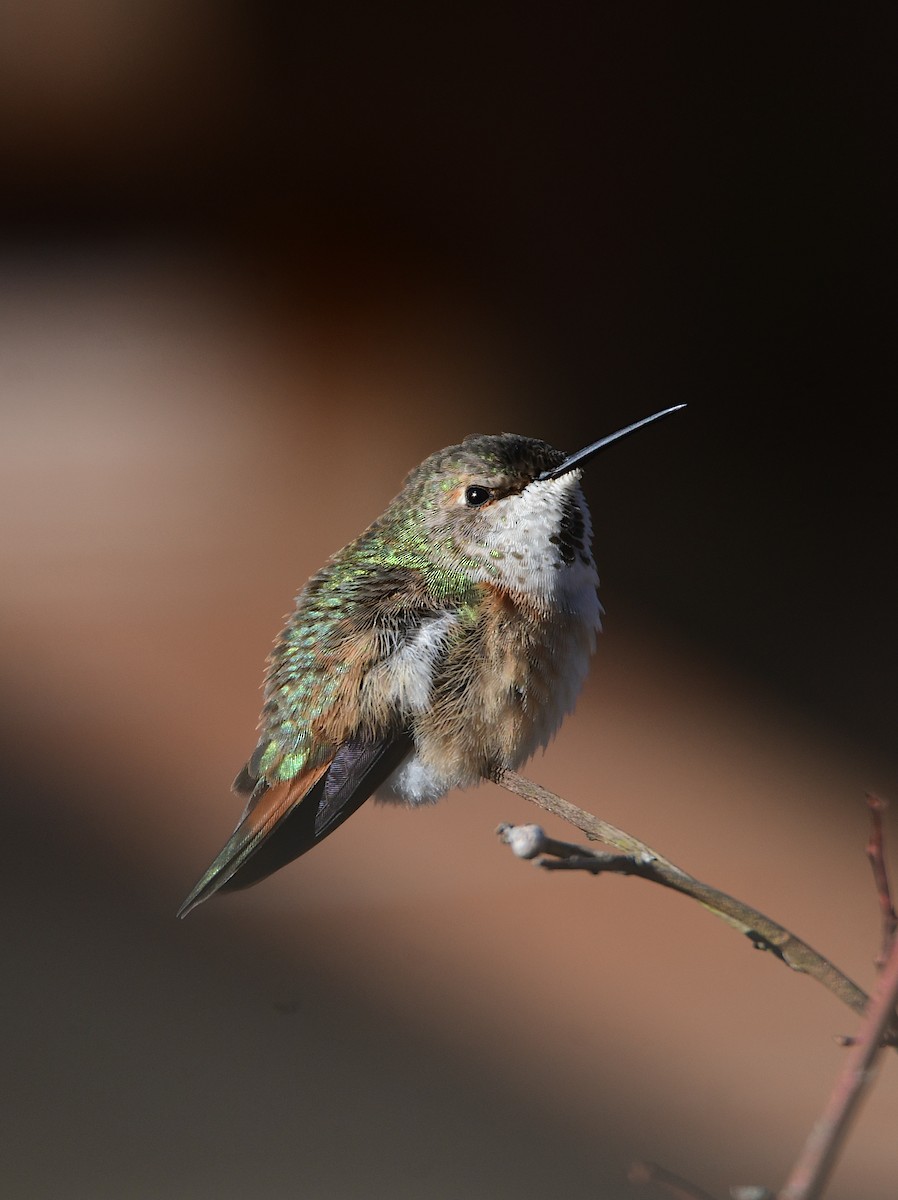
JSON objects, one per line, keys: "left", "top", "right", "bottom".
{"left": 474, "top": 474, "right": 600, "bottom": 615}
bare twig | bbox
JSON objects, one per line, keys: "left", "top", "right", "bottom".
{"left": 777, "top": 925, "right": 898, "bottom": 1199}
{"left": 628, "top": 1159, "right": 720, "bottom": 1200}
{"left": 492, "top": 771, "right": 898, "bottom": 1045}
{"left": 496, "top": 822, "right": 589, "bottom": 862}
{"left": 497, "top": 822, "right": 667, "bottom": 881}
{"left": 865, "top": 794, "right": 897, "bottom": 968}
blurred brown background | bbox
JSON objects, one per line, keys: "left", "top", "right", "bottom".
{"left": 2, "top": 5, "right": 896, "bottom": 1199}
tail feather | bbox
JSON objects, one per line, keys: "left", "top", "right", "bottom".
{"left": 177, "top": 762, "right": 331, "bottom": 919}
{"left": 177, "top": 731, "right": 414, "bottom": 918}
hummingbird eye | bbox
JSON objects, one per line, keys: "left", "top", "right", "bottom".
{"left": 464, "top": 485, "right": 492, "bottom": 507}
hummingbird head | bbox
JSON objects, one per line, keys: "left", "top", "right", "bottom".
{"left": 395, "top": 432, "right": 590, "bottom": 601}
{"left": 384, "top": 406, "right": 684, "bottom": 608}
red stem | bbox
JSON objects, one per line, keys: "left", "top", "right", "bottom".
{"left": 778, "top": 927, "right": 898, "bottom": 1200}
{"left": 865, "top": 794, "right": 897, "bottom": 968}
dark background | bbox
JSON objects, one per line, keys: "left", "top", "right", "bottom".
{"left": 2, "top": 5, "right": 896, "bottom": 1198}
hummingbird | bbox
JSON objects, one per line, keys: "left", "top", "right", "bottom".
{"left": 178, "top": 404, "right": 684, "bottom": 917}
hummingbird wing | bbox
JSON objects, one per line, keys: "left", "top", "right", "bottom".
{"left": 314, "top": 735, "right": 412, "bottom": 837}
{"left": 176, "top": 730, "right": 414, "bottom": 918}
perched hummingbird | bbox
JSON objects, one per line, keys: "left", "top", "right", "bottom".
{"left": 178, "top": 405, "right": 684, "bottom": 917}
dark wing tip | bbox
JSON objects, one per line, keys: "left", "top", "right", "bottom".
{"left": 314, "top": 733, "right": 415, "bottom": 837}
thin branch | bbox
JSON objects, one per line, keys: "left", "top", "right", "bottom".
{"left": 865, "top": 793, "right": 897, "bottom": 968}
{"left": 628, "top": 1160, "right": 720, "bottom": 1200}
{"left": 492, "top": 771, "right": 898, "bottom": 1045}
{"left": 777, "top": 924, "right": 898, "bottom": 1199}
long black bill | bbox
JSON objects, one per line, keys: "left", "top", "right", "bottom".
{"left": 537, "top": 404, "right": 686, "bottom": 481}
